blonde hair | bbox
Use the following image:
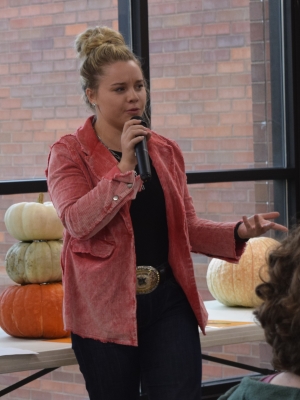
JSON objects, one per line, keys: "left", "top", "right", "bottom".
{"left": 75, "top": 26, "right": 146, "bottom": 112}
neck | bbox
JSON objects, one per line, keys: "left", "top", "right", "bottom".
{"left": 93, "top": 118, "right": 122, "bottom": 152}
{"left": 271, "top": 372, "right": 300, "bottom": 389}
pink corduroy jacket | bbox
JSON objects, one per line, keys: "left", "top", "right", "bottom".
{"left": 46, "top": 116, "right": 246, "bottom": 346}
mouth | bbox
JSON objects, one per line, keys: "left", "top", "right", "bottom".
{"left": 126, "top": 108, "right": 140, "bottom": 115}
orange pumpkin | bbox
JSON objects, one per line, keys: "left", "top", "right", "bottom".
{"left": 206, "top": 237, "right": 280, "bottom": 307}
{"left": 0, "top": 283, "right": 69, "bottom": 339}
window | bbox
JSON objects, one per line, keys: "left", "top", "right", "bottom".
{"left": 0, "top": 0, "right": 300, "bottom": 397}
{"left": 119, "top": 0, "right": 300, "bottom": 387}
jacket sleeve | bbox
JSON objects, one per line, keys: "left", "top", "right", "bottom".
{"left": 172, "top": 141, "right": 246, "bottom": 262}
{"left": 185, "top": 187, "right": 246, "bottom": 262}
{"left": 46, "top": 140, "right": 142, "bottom": 240}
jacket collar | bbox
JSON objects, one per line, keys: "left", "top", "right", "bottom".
{"left": 77, "top": 116, "right": 119, "bottom": 173}
{"left": 75, "top": 116, "right": 100, "bottom": 156}
{"left": 74, "top": 116, "right": 176, "bottom": 179}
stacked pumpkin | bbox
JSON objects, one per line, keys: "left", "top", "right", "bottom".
{"left": 206, "top": 237, "right": 280, "bottom": 307}
{"left": 0, "top": 193, "right": 69, "bottom": 339}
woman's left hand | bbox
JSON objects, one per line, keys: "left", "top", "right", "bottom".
{"left": 237, "top": 212, "right": 288, "bottom": 239}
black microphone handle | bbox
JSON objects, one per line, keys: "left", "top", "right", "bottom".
{"left": 135, "top": 138, "right": 151, "bottom": 182}
{"left": 130, "top": 116, "right": 152, "bottom": 182}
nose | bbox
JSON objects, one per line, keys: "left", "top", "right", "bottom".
{"left": 128, "top": 87, "right": 139, "bottom": 102}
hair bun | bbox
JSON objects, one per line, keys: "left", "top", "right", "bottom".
{"left": 75, "top": 26, "right": 126, "bottom": 59}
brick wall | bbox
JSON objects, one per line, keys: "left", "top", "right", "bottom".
{"left": 149, "top": 0, "right": 254, "bottom": 171}
{"left": 0, "top": 0, "right": 275, "bottom": 398}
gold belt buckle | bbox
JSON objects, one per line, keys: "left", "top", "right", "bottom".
{"left": 136, "top": 266, "right": 160, "bottom": 295}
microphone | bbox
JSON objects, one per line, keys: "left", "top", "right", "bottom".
{"left": 131, "top": 116, "right": 151, "bottom": 182}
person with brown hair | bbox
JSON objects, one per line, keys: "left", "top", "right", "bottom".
{"left": 45, "top": 25, "right": 287, "bottom": 400}
{"left": 218, "top": 226, "right": 300, "bottom": 400}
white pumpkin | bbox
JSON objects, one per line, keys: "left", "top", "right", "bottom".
{"left": 206, "top": 237, "right": 280, "bottom": 307}
{"left": 4, "top": 193, "right": 64, "bottom": 241}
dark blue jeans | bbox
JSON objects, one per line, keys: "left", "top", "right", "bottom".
{"left": 71, "top": 270, "right": 202, "bottom": 400}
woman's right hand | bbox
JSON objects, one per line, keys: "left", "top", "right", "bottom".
{"left": 118, "top": 119, "right": 151, "bottom": 173}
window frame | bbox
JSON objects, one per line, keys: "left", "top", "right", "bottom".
{"left": 0, "top": 0, "right": 299, "bottom": 223}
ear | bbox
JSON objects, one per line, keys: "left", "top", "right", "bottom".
{"left": 86, "top": 88, "right": 96, "bottom": 105}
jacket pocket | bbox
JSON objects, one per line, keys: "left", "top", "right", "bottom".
{"left": 71, "top": 237, "right": 115, "bottom": 259}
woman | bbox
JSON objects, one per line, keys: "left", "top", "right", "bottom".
{"left": 218, "top": 226, "right": 300, "bottom": 399}
{"left": 46, "top": 26, "right": 287, "bottom": 400}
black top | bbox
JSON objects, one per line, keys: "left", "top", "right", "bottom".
{"left": 113, "top": 151, "right": 169, "bottom": 267}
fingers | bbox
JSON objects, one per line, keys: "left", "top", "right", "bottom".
{"left": 122, "top": 119, "right": 148, "bottom": 148}
{"left": 242, "top": 213, "right": 288, "bottom": 237}
{"left": 243, "top": 215, "right": 264, "bottom": 235}
{"left": 119, "top": 119, "right": 150, "bottom": 171}
{"left": 260, "top": 222, "right": 274, "bottom": 232}
{"left": 269, "top": 222, "right": 288, "bottom": 232}
{"left": 246, "top": 213, "right": 280, "bottom": 224}
{"left": 251, "top": 213, "right": 287, "bottom": 232}
{"left": 242, "top": 215, "right": 251, "bottom": 228}
{"left": 124, "top": 118, "right": 148, "bottom": 135}
{"left": 257, "top": 211, "right": 280, "bottom": 220}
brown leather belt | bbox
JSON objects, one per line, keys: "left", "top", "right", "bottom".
{"left": 136, "top": 262, "right": 171, "bottom": 295}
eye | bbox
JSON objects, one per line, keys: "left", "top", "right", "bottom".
{"left": 115, "top": 87, "right": 125, "bottom": 92}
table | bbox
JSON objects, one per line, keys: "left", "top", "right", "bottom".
{"left": 201, "top": 301, "right": 273, "bottom": 376}
{"left": 0, "top": 300, "right": 265, "bottom": 374}
{"left": 202, "top": 300, "right": 265, "bottom": 347}
{"left": 0, "top": 300, "right": 266, "bottom": 396}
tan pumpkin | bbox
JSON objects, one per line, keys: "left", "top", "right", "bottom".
{"left": 4, "top": 193, "right": 64, "bottom": 241}
{"left": 5, "top": 240, "right": 63, "bottom": 284}
{"left": 0, "top": 283, "right": 69, "bottom": 339}
{"left": 206, "top": 237, "right": 280, "bottom": 307}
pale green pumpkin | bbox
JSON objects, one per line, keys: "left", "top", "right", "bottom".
{"left": 5, "top": 240, "right": 63, "bottom": 284}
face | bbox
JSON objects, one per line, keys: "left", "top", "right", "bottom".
{"left": 87, "top": 60, "right": 147, "bottom": 133}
